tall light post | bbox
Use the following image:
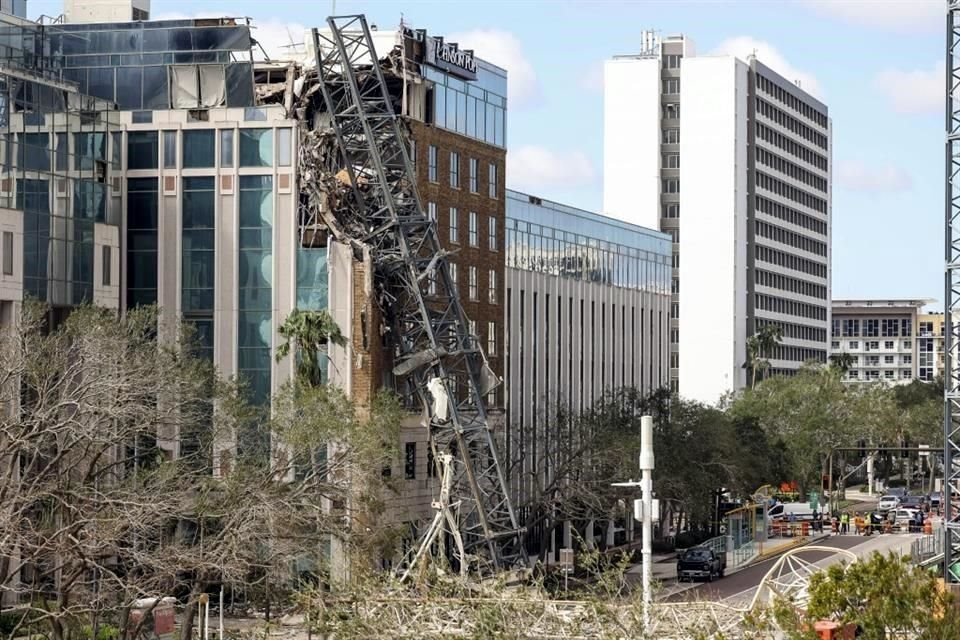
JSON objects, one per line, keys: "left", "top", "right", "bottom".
{"left": 639, "top": 415, "right": 655, "bottom": 630}
{"left": 613, "top": 414, "right": 655, "bottom": 633}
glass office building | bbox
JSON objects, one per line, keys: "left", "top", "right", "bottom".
{"left": 0, "top": 19, "right": 122, "bottom": 311}
{"left": 506, "top": 190, "right": 671, "bottom": 294}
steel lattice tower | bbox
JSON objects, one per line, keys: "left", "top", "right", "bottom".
{"left": 310, "top": 16, "right": 527, "bottom": 574}
{"left": 945, "top": 0, "right": 960, "bottom": 581}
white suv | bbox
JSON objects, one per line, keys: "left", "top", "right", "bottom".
{"left": 878, "top": 495, "right": 900, "bottom": 512}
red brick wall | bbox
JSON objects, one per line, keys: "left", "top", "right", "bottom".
{"left": 408, "top": 119, "right": 506, "bottom": 410}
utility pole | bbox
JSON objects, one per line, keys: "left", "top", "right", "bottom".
{"left": 639, "top": 415, "right": 655, "bottom": 632}
{"left": 611, "top": 414, "right": 656, "bottom": 634}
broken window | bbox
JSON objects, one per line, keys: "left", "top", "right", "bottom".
{"left": 169, "top": 64, "right": 227, "bottom": 109}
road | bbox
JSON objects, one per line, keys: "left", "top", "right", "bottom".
{"left": 662, "top": 533, "right": 896, "bottom": 602}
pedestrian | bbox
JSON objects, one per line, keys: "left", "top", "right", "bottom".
{"left": 831, "top": 515, "right": 839, "bottom": 535}
{"left": 853, "top": 513, "right": 863, "bottom": 535}
{"left": 840, "top": 512, "right": 849, "bottom": 535}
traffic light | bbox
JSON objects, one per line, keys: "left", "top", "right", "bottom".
{"left": 857, "top": 439, "right": 866, "bottom": 458}
{"left": 901, "top": 436, "right": 910, "bottom": 458}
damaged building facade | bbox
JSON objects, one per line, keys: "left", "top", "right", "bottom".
{"left": 0, "top": 0, "right": 673, "bottom": 571}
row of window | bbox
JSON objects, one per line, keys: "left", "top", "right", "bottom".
{"left": 755, "top": 244, "right": 828, "bottom": 278}
{"left": 426, "top": 145, "right": 499, "bottom": 198}
{"left": 663, "top": 203, "right": 680, "bottom": 218}
{"left": 832, "top": 339, "right": 913, "bottom": 350}
{"left": 663, "top": 103, "right": 680, "bottom": 120}
{"left": 755, "top": 147, "right": 827, "bottom": 193}
{"left": 857, "top": 354, "right": 912, "bottom": 366}
{"left": 428, "top": 203, "right": 498, "bottom": 250}
{"left": 663, "top": 178, "right": 680, "bottom": 194}
{"left": 756, "top": 122, "right": 828, "bottom": 172}
{"left": 126, "top": 127, "right": 286, "bottom": 170}
{"left": 832, "top": 317, "right": 913, "bottom": 338}
{"left": 755, "top": 268, "right": 827, "bottom": 300}
{"left": 663, "top": 54, "right": 682, "bottom": 69}
{"left": 663, "top": 128, "right": 680, "bottom": 144}
{"left": 756, "top": 74, "right": 828, "bottom": 129}
{"left": 442, "top": 263, "right": 498, "bottom": 305}
{"left": 663, "top": 78, "right": 680, "bottom": 94}
{"left": 849, "top": 369, "right": 912, "bottom": 381}
{"left": 755, "top": 219, "right": 827, "bottom": 257}
{"left": 756, "top": 97, "right": 829, "bottom": 151}
{"left": 755, "top": 292, "right": 828, "bottom": 321}
{"left": 771, "top": 344, "right": 827, "bottom": 363}
{"left": 663, "top": 153, "right": 680, "bottom": 168}
{"left": 755, "top": 195, "right": 827, "bottom": 236}
{"left": 756, "top": 171, "right": 828, "bottom": 214}
{"left": 756, "top": 318, "right": 826, "bottom": 343}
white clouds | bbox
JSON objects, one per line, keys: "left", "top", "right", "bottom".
{"left": 506, "top": 146, "right": 596, "bottom": 192}
{"left": 711, "top": 37, "right": 822, "bottom": 99}
{"left": 873, "top": 61, "right": 943, "bottom": 115}
{"left": 802, "top": 0, "right": 940, "bottom": 33}
{"left": 446, "top": 29, "right": 539, "bottom": 107}
{"left": 836, "top": 160, "right": 912, "bottom": 193}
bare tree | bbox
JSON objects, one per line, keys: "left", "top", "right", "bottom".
{"left": 0, "top": 302, "right": 402, "bottom": 640}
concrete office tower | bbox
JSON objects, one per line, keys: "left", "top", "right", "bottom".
{"left": 604, "top": 33, "right": 831, "bottom": 404}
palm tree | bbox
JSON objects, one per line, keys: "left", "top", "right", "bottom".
{"left": 276, "top": 309, "right": 347, "bottom": 387}
{"left": 829, "top": 352, "right": 856, "bottom": 376}
{"left": 744, "top": 324, "right": 783, "bottom": 389}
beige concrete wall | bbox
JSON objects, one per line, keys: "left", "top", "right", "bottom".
{"left": 0, "top": 207, "right": 23, "bottom": 303}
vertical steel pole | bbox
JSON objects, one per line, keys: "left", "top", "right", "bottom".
{"left": 946, "top": 0, "right": 957, "bottom": 580}
{"left": 639, "top": 415, "right": 655, "bottom": 632}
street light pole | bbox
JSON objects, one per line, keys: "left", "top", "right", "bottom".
{"left": 639, "top": 415, "right": 655, "bottom": 633}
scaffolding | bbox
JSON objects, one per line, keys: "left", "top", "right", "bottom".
{"left": 945, "top": 0, "right": 960, "bottom": 581}
{"left": 308, "top": 15, "right": 526, "bottom": 576}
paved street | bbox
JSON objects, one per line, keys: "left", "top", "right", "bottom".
{"left": 660, "top": 532, "right": 917, "bottom": 603}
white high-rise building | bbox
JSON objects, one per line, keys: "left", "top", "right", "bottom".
{"left": 604, "top": 33, "right": 832, "bottom": 404}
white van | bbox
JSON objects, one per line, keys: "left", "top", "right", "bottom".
{"left": 767, "top": 502, "right": 815, "bottom": 521}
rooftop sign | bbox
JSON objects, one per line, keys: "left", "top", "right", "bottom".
{"left": 403, "top": 27, "right": 477, "bottom": 81}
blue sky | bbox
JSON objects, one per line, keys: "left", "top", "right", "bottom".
{"left": 29, "top": 0, "right": 945, "bottom": 303}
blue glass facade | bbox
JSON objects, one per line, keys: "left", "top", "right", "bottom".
{"left": 506, "top": 190, "right": 671, "bottom": 294}
{"left": 0, "top": 21, "right": 121, "bottom": 307}
{"left": 238, "top": 175, "right": 273, "bottom": 405}
{"left": 182, "top": 176, "right": 215, "bottom": 361}
{"left": 126, "top": 177, "right": 157, "bottom": 307}
{"left": 425, "top": 60, "right": 507, "bottom": 148}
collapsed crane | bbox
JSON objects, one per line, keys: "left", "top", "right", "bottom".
{"left": 306, "top": 15, "right": 527, "bottom": 577}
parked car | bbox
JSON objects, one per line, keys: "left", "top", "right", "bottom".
{"left": 930, "top": 492, "right": 943, "bottom": 510}
{"left": 892, "top": 508, "right": 920, "bottom": 526}
{"left": 877, "top": 495, "right": 900, "bottom": 512}
{"left": 677, "top": 547, "right": 726, "bottom": 582}
{"left": 900, "top": 494, "right": 927, "bottom": 511}
{"left": 887, "top": 487, "right": 908, "bottom": 499}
